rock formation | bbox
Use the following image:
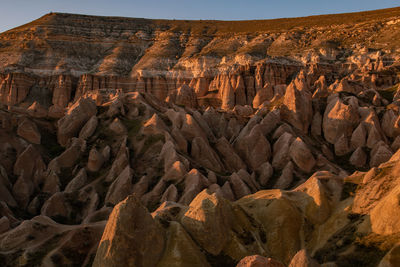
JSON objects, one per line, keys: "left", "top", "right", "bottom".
{"left": 0, "top": 7, "right": 400, "bottom": 267}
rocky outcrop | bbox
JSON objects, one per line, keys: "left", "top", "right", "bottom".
{"left": 0, "top": 73, "right": 35, "bottom": 105}
{"left": 323, "top": 96, "right": 359, "bottom": 144}
{"left": 289, "top": 137, "right": 315, "bottom": 173}
{"left": 215, "top": 137, "right": 246, "bottom": 172}
{"left": 253, "top": 83, "right": 274, "bottom": 108}
{"left": 281, "top": 81, "right": 312, "bottom": 133}
{"left": 1, "top": 7, "right": 400, "bottom": 267}
{"left": 191, "top": 137, "right": 224, "bottom": 173}
{"left": 17, "top": 119, "right": 41, "bottom": 144}
{"left": 157, "top": 221, "right": 210, "bottom": 267}
{"left": 235, "top": 125, "right": 271, "bottom": 171}
{"left": 52, "top": 75, "right": 72, "bottom": 108}
{"left": 57, "top": 98, "right": 97, "bottom": 146}
{"left": 93, "top": 194, "right": 165, "bottom": 267}
{"left": 181, "top": 190, "right": 232, "bottom": 255}
{"left": 175, "top": 84, "right": 198, "bottom": 108}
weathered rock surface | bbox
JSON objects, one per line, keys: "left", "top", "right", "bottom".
{"left": 282, "top": 81, "right": 313, "bottom": 133}
{"left": 93, "top": 194, "right": 165, "bottom": 267}
{"left": 1, "top": 7, "right": 400, "bottom": 267}
{"left": 17, "top": 119, "right": 41, "bottom": 144}
{"left": 323, "top": 96, "right": 359, "bottom": 144}
{"left": 289, "top": 137, "right": 316, "bottom": 173}
{"left": 181, "top": 190, "right": 232, "bottom": 255}
{"left": 57, "top": 98, "right": 97, "bottom": 146}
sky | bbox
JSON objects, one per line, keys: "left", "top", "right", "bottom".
{"left": 0, "top": 0, "right": 399, "bottom": 33}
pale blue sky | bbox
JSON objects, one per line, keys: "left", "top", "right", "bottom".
{"left": 0, "top": 0, "right": 399, "bottom": 33}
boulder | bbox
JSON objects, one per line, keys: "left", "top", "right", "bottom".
{"left": 294, "top": 171, "right": 342, "bottom": 224}
{"left": 272, "top": 132, "right": 294, "bottom": 170}
{"left": 366, "top": 125, "right": 383, "bottom": 149}
{"left": 157, "top": 221, "right": 210, "bottom": 267}
{"left": 272, "top": 123, "right": 294, "bottom": 140}
{"left": 370, "top": 144, "right": 393, "bottom": 167}
{"left": 171, "top": 127, "right": 188, "bottom": 153}
{"left": 289, "top": 137, "right": 315, "bottom": 173}
{"left": 259, "top": 109, "right": 280, "bottom": 135}
{"left": 237, "top": 169, "right": 259, "bottom": 192}
{"left": 57, "top": 97, "right": 97, "bottom": 146}
{"left": 141, "top": 179, "right": 167, "bottom": 209}
{"left": 181, "top": 190, "right": 233, "bottom": 255}
{"left": 106, "top": 139, "right": 129, "bottom": 182}
{"left": 235, "top": 125, "right": 271, "bottom": 171}
{"left": 349, "top": 147, "right": 367, "bottom": 167}
{"left": 334, "top": 134, "right": 351, "bottom": 156}
{"left": 236, "top": 190, "right": 303, "bottom": 264}
{"left": 323, "top": 96, "right": 359, "bottom": 144}
{"left": 281, "top": 81, "right": 313, "bottom": 133}
{"left": 350, "top": 123, "right": 367, "bottom": 149}
{"left": 93, "top": 194, "right": 165, "bottom": 267}
{"left": 256, "top": 162, "right": 274, "bottom": 187}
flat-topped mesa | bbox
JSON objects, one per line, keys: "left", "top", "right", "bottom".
{"left": 1, "top": 8, "right": 400, "bottom": 110}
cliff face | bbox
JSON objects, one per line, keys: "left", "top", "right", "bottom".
{"left": 1, "top": 8, "right": 400, "bottom": 267}
{"left": 1, "top": 8, "right": 400, "bottom": 109}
